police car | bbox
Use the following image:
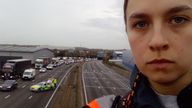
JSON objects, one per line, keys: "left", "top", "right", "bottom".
{"left": 30, "top": 80, "right": 55, "bottom": 92}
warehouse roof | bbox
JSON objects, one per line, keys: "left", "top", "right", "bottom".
{"left": 0, "top": 44, "right": 52, "bottom": 53}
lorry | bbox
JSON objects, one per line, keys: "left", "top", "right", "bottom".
{"left": 51, "top": 57, "right": 60, "bottom": 67}
{"left": 2, "top": 59, "right": 32, "bottom": 79}
{"left": 0, "top": 56, "right": 22, "bottom": 75}
{"left": 35, "top": 57, "right": 51, "bottom": 69}
{"left": 22, "top": 68, "right": 36, "bottom": 80}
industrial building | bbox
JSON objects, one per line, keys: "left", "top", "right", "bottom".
{"left": 0, "top": 44, "right": 54, "bottom": 64}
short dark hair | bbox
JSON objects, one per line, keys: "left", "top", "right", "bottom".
{"left": 124, "top": 0, "right": 128, "bottom": 25}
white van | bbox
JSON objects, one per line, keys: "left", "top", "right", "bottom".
{"left": 22, "top": 69, "right": 36, "bottom": 80}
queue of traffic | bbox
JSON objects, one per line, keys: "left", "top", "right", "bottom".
{"left": 0, "top": 57, "right": 92, "bottom": 92}
{"left": 0, "top": 57, "right": 65, "bottom": 92}
{"left": 0, "top": 63, "right": 58, "bottom": 92}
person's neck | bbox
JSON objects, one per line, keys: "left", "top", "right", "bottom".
{"left": 149, "top": 73, "right": 192, "bottom": 95}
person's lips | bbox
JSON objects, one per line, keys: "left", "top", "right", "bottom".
{"left": 147, "top": 59, "right": 174, "bottom": 69}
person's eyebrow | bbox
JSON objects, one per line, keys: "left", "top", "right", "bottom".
{"left": 128, "top": 5, "right": 192, "bottom": 20}
{"left": 128, "top": 13, "right": 148, "bottom": 20}
{"left": 166, "top": 5, "right": 192, "bottom": 14}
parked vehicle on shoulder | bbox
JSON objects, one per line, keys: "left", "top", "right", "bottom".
{"left": 22, "top": 68, "right": 36, "bottom": 80}
{"left": 39, "top": 68, "right": 47, "bottom": 73}
{"left": 0, "top": 80, "right": 17, "bottom": 91}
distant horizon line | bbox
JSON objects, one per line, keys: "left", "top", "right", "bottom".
{"left": 0, "top": 44, "right": 129, "bottom": 50}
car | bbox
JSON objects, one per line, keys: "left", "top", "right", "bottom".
{"left": 53, "top": 63, "right": 57, "bottom": 67}
{"left": 46, "top": 64, "right": 53, "bottom": 70}
{"left": 0, "top": 80, "right": 17, "bottom": 91}
{"left": 39, "top": 68, "right": 47, "bottom": 73}
{"left": 30, "top": 78, "right": 57, "bottom": 92}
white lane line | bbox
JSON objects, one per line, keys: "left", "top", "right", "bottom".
{"left": 82, "top": 63, "right": 88, "bottom": 104}
{"left": 85, "top": 85, "right": 129, "bottom": 90}
{"left": 28, "top": 96, "right": 33, "bottom": 99}
{"left": 22, "top": 85, "right": 26, "bottom": 88}
{"left": 4, "top": 95, "right": 10, "bottom": 99}
{"left": 44, "top": 64, "right": 76, "bottom": 108}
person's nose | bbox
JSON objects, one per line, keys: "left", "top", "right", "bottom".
{"left": 148, "top": 25, "right": 169, "bottom": 51}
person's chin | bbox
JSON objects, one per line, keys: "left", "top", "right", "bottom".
{"left": 150, "top": 76, "right": 178, "bottom": 85}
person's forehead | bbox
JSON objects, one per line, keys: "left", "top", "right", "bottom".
{"left": 127, "top": 0, "right": 192, "bottom": 5}
{"left": 126, "top": 0, "right": 191, "bottom": 15}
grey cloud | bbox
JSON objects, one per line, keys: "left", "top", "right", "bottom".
{"left": 83, "top": 17, "right": 125, "bottom": 32}
{"left": 0, "top": 0, "right": 128, "bottom": 49}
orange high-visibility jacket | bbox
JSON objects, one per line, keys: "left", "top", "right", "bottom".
{"left": 84, "top": 95, "right": 116, "bottom": 108}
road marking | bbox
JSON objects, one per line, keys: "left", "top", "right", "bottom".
{"left": 28, "top": 96, "right": 33, "bottom": 99}
{"left": 84, "top": 77, "right": 108, "bottom": 80}
{"left": 44, "top": 65, "right": 76, "bottom": 108}
{"left": 86, "top": 85, "right": 129, "bottom": 90}
{"left": 82, "top": 63, "right": 88, "bottom": 104}
{"left": 22, "top": 85, "right": 26, "bottom": 88}
{"left": 4, "top": 95, "right": 10, "bottom": 99}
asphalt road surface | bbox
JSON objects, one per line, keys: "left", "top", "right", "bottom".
{"left": 0, "top": 60, "right": 131, "bottom": 108}
{"left": 0, "top": 64, "right": 74, "bottom": 108}
{"left": 82, "top": 61, "right": 131, "bottom": 103}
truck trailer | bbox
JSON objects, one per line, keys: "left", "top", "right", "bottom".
{"left": 35, "top": 57, "right": 51, "bottom": 69}
{"left": 0, "top": 56, "right": 22, "bottom": 74}
{"left": 2, "top": 59, "right": 32, "bottom": 79}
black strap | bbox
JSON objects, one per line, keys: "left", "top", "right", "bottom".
{"left": 82, "top": 105, "right": 90, "bottom": 108}
{"left": 111, "top": 95, "right": 121, "bottom": 108}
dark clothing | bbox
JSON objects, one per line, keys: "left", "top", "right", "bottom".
{"left": 177, "top": 82, "right": 192, "bottom": 108}
{"left": 129, "top": 65, "right": 138, "bottom": 87}
{"left": 116, "top": 74, "right": 192, "bottom": 108}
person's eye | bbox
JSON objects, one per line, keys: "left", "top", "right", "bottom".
{"left": 133, "top": 21, "right": 148, "bottom": 29}
{"left": 170, "top": 16, "right": 189, "bottom": 25}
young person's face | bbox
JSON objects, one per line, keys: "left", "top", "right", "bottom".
{"left": 126, "top": 0, "right": 192, "bottom": 84}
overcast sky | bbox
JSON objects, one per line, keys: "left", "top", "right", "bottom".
{"left": 0, "top": 0, "right": 129, "bottom": 49}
